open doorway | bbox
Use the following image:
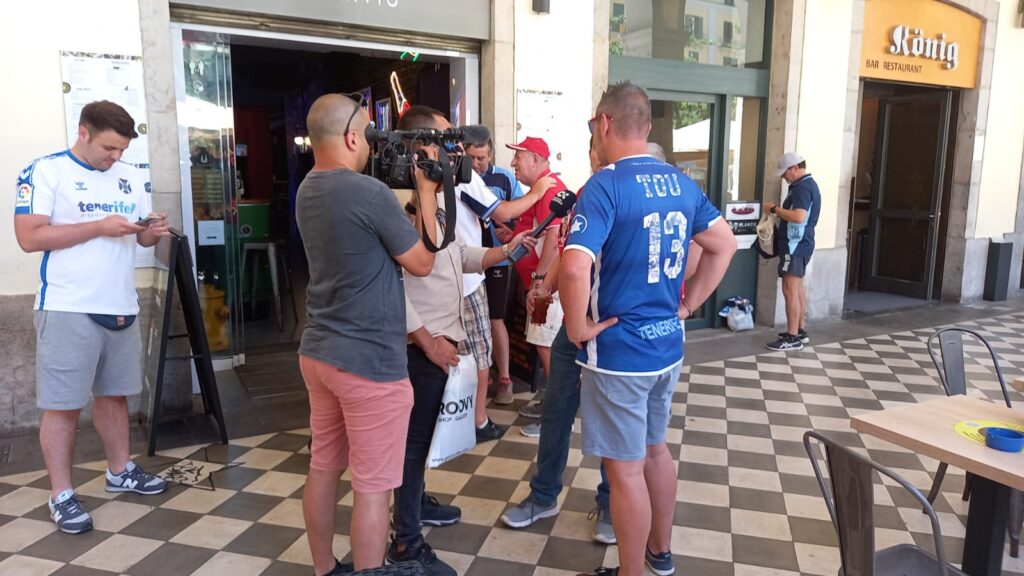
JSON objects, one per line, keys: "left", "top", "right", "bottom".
{"left": 174, "top": 27, "right": 477, "bottom": 366}
{"left": 845, "top": 81, "right": 958, "bottom": 314}
{"left": 230, "top": 43, "right": 453, "bottom": 352}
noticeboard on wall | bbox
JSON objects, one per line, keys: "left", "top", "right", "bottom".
{"left": 60, "top": 51, "right": 155, "bottom": 267}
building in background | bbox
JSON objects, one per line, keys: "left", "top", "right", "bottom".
{"left": 1, "top": 0, "right": 1022, "bottom": 434}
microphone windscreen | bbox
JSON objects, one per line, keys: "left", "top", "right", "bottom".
{"left": 549, "top": 190, "right": 577, "bottom": 217}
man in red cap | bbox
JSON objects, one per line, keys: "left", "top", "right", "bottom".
{"left": 507, "top": 137, "right": 568, "bottom": 405}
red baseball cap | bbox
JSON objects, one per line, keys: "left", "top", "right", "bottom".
{"left": 506, "top": 137, "right": 550, "bottom": 160}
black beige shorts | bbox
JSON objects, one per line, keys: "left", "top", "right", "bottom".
{"left": 778, "top": 253, "right": 811, "bottom": 278}
{"left": 485, "top": 265, "right": 513, "bottom": 320}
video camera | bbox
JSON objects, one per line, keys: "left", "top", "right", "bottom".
{"left": 364, "top": 125, "right": 489, "bottom": 189}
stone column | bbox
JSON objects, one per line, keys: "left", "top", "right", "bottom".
{"left": 592, "top": 0, "right": 610, "bottom": 110}
{"left": 138, "top": 0, "right": 193, "bottom": 419}
{"left": 755, "top": 0, "right": 804, "bottom": 326}
{"left": 941, "top": 0, "right": 1000, "bottom": 302}
{"left": 482, "top": 0, "right": 516, "bottom": 167}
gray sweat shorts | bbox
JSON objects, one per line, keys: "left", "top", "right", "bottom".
{"left": 34, "top": 310, "right": 143, "bottom": 410}
{"left": 579, "top": 362, "right": 683, "bottom": 461}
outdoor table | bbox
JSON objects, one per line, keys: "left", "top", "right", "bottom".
{"left": 851, "top": 395, "right": 1024, "bottom": 576}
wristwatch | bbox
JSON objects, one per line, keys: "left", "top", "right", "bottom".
{"left": 531, "top": 272, "right": 546, "bottom": 281}
{"left": 770, "top": 205, "right": 778, "bottom": 214}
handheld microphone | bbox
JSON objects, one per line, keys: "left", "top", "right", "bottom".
{"left": 507, "top": 190, "right": 577, "bottom": 263}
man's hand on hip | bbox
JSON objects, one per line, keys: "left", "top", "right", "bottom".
{"left": 427, "top": 336, "right": 460, "bottom": 374}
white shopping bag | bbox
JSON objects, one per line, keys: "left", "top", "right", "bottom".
{"left": 427, "top": 354, "right": 478, "bottom": 469}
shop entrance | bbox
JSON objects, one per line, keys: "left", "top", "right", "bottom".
{"left": 171, "top": 26, "right": 478, "bottom": 367}
{"left": 846, "top": 81, "right": 957, "bottom": 310}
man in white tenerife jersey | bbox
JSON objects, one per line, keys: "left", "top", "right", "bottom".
{"left": 561, "top": 82, "right": 737, "bottom": 576}
{"left": 14, "top": 100, "right": 170, "bottom": 534}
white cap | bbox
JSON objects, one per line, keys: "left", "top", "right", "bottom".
{"left": 774, "top": 152, "right": 805, "bottom": 177}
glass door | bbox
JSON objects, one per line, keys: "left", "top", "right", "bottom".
{"left": 173, "top": 28, "right": 244, "bottom": 362}
{"left": 648, "top": 91, "right": 720, "bottom": 329}
{"left": 865, "top": 91, "right": 951, "bottom": 299}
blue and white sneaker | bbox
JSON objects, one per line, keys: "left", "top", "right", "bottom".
{"left": 106, "top": 461, "right": 166, "bottom": 495}
{"left": 49, "top": 489, "right": 93, "bottom": 534}
{"left": 645, "top": 547, "right": 675, "bottom": 576}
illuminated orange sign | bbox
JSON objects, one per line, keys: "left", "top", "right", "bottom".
{"left": 860, "top": 0, "right": 982, "bottom": 89}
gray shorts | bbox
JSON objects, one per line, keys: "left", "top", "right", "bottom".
{"left": 35, "top": 310, "right": 143, "bottom": 410}
{"left": 579, "top": 363, "right": 682, "bottom": 461}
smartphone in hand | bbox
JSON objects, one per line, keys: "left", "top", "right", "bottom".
{"left": 136, "top": 216, "right": 163, "bottom": 227}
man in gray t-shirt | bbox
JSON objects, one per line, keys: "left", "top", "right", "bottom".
{"left": 297, "top": 169, "right": 418, "bottom": 381}
{"left": 295, "top": 93, "right": 439, "bottom": 576}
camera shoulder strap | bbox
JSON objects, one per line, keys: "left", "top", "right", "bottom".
{"left": 420, "top": 148, "right": 457, "bottom": 253}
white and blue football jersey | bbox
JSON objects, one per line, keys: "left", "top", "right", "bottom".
{"left": 15, "top": 150, "right": 151, "bottom": 315}
{"left": 564, "top": 155, "right": 721, "bottom": 375}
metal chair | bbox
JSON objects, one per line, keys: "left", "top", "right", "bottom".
{"left": 804, "top": 430, "right": 966, "bottom": 576}
{"left": 923, "top": 327, "right": 1022, "bottom": 555}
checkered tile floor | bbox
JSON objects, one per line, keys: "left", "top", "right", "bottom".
{"left": 3, "top": 311, "right": 1024, "bottom": 575}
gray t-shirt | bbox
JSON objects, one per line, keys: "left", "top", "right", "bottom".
{"left": 296, "top": 168, "right": 420, "bottom": 382}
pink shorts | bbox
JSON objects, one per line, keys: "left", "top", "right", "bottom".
{"left": 299, "top": 355, "right": 414, "bottom": 493}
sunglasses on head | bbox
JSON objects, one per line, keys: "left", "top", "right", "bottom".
{"left": 342, "top": 92, "right": 368, "bottom": 137}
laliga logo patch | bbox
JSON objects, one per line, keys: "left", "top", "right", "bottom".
{"left": 16, "top": 184, "right": 31, "bottom": 206}
{"left": 118, "top": 178, "right": 132, "bottom": 195}
{"left": 570, "top": 214, "right": 588, "bottom": 235}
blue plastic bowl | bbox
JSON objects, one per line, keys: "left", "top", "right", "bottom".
{"left": 985, "top": 427, "right": 1024, "bottom": 453}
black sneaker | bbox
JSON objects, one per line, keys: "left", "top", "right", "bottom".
{"left": 324, "top": 558, "right": 353, "bottom": 575}
{"left": 766, "top": 334, "right": 804, "bottom": 351}
{"left": 48, "top": 490, "right": 93, "bottom": 534}
{"left": 777, "top": 329, "right": 809, "bottom": 344}
{"left": 386, "top": 540, "right": 455, "bottom": 576}
{"left": 475, "top": 419, "right": 505, "bottom": 443}
{"left": 421, "top": 493, "right": 461, "bottom": 526}
{"left": 576, "top": 567, "right": 619, "bottom": 576}
{"left": 358, "top": 561, "right": 425, "bottom": 575}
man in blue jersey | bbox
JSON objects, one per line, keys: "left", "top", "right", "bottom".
{"left": 763, "top": 152, "right": 821, "bottom": 351}
{"left": 561, "top": 82, "right": 737, "bottom": 576}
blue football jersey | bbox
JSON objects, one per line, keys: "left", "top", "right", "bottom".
{"left": 564, "top": 155, "right": 721, "bottom": 375}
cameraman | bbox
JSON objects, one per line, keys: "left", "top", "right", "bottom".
{"left": 389, "top": 105, "right": 537, "bottom": 576}
{"left": 295, "top": 93, "right": 439, "bottom": 576}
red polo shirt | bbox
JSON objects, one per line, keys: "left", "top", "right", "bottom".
{"left": 513, "top": 169, "right": 568, "bottom": 287}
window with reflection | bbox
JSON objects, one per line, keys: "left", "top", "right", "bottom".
{"left": 728, "top": 97, "right": 763, "bottom": 202}
{"left": 610, "top": 0, "right": 767, "bottom": 67}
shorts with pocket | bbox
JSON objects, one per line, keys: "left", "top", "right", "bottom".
{"left": 458, "top": 285, "right": 493, "bottom": 371}
{"left": 778, "top": 253, "right": 811, "bottom": 278}
{"left": 300, "top": 355, "right": 414, "bottom": 493}
{"left": 34, "top": 310, "right": 143, "bottom": 411}
{"left": 526, "top": 293, "right": 564, "bottom": 347}
{"left": 579, "top": 362, "right": 682, "bottom": 461}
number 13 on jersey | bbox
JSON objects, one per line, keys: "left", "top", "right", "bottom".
{"left": 644, "top": 211, "right": 688, "bottom": 283}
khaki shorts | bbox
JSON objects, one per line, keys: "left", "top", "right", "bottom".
{"left": 526, "top": 293, "right": 564, "bottom": 347}
{"left": 34, "top": 310, "right": 143, "bottom": 411}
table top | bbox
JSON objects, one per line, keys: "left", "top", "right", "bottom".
{"left": 851, "top": 395, "right": 1024, "bottom": 491}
